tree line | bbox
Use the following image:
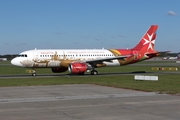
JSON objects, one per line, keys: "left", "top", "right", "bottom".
{"left": 0, "top": 54, "right": 18, "bottom": 60}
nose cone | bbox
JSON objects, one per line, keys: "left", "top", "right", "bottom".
{"left": 11, "top": 58, "right": 22, "bottom": 67}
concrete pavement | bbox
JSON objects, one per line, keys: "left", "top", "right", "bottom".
{"left": 0, "top": 84, "right": 180, "bottom": 120}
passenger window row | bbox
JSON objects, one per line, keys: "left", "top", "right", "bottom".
{"left": 40, "top": 54, "right": 114, "bottom": 57}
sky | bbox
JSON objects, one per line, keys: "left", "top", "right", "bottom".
{"left": 0, "top": 0, "right": 180, "bottom": 55}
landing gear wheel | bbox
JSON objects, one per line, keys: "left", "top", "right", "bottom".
{"left": 91, "top": 70, "right": 98, "bottom": 75}
{"left": 32, "top": 73, "right": 36, "bottom": 77}
{"left": 32, "top": 69, "right": 36, "bottom": 77}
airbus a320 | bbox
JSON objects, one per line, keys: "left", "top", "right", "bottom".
{"left": 11, "top": 25, "right": 159, "bottom": 76}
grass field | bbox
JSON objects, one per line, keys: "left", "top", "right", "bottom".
{"left": 0, "top": 60, "right": 180, "bottom": 94}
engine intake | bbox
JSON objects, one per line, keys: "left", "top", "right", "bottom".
{"left": 68, "top": 63, "right": 91, "bottom": 74}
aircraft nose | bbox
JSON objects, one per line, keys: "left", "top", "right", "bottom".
{"left": 11, "top": 58, "right": 22, "bottom": 67}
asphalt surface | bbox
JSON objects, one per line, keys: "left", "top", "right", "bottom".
{"left": 0, "top": 71, "right": 180, "bottom": 79}
{"left": 0, "top": 60, "right": 180, "bottom": 119}
{"left": 0, "top": 84, "right": 179, "bottom": 120}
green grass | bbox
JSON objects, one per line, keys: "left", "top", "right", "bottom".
{"left": 0, "top": 60, "right": 11, "bottom": 64}
{"left": 0, "top": 60, "right": 178, "bottom": 75}
{"left": 0, "top": 75, "right": 180, "bottom": 94}
{"left": 0, "top": 60, "right": 180, "bottom": 94}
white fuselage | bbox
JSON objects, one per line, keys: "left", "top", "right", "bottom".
{"left": 11, "top": 49, "right": 120, "bottom": 68}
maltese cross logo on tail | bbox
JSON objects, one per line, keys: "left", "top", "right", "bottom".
{"left": 143, "top": 33, "right": 155, "bottom": 50}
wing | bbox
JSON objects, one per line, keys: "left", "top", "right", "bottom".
{"left": 59, "top": 55, "right": 130, "bottom": 68}
{"left": 85, "top": 55, "right": 129, "bottom": 64}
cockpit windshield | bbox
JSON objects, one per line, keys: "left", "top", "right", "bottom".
{"left": 18, "top": 54, "right": 27, "bottom": 57}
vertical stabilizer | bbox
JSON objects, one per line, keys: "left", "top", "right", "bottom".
{"left": 132, "top": 25, "right": 158, "bottom": 53}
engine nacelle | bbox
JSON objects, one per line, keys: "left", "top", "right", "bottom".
{"left": 51, "top": 67, "right": 68, "bottom": 73}
{"left": 68, "top": 63, "right": 91, "bottom": 74}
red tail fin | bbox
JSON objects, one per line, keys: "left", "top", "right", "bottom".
{"left": 132, "top": 25, "right": 158, "bottom": 52}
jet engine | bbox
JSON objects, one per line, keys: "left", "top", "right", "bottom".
{"left": 68, "top": 62, "right": 92, "bottom": 74}
{"left": 51, "top": 67, "right": 68, "bottom": 73}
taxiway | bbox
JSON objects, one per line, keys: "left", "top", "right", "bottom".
{"left": 0, "top": 84, "right": 180, "bottom": 120}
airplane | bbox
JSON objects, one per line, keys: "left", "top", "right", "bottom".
{"left": 11, "top": 25, "right": 159, "bottom": 76}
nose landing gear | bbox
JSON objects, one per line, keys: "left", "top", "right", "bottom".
{"left": 32, "top": 69, "right": 36, "bottom": 76}
{"left": 26, "top": 69, "right": 36, "bottom": 76}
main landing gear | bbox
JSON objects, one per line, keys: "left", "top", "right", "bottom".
{"left": 91, "top": 70, "right": 98, "bottom": 75}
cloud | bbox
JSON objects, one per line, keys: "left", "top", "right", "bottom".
{"left": 118, "top": 35, "right": 127, "bottom": 38}
{"left": 95, "top": 38, "right": 101, "bottom": 41}
{"left": 4, "top": 42, "right": 10, "bottom": 45}
{"left": 14, "top": 42, "right": 27, "bottom": 45}
{"left": 55, "top": 32, "right": 61, "bottom": 35}
{"left": 73, "top": 42, "right": 79, "bottom": 45}
{"left": 167, "top": 11, "right": 177, "bottom": 16}
{"left": 111, "top": 36, "right": 115, "bottom": 38}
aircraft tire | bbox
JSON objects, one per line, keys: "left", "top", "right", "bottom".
{"left": 91, "top": 70, "right": 98, "bottom": 75}
{"left": 32, "top": 73, "right": 36, "bottom": 77}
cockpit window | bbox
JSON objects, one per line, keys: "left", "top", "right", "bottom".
{"left": 18, "top": 54, "right": 28, "bottom": 57}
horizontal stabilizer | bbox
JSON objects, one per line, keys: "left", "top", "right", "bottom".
{"left": 145, "top": 51, "right": 171, "bottom": 57}
{"left": 145, "top": 52, "right": 158, "bottom": 56}
{"left": 157, "top": 51, "right": 171, "bottom": 54}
